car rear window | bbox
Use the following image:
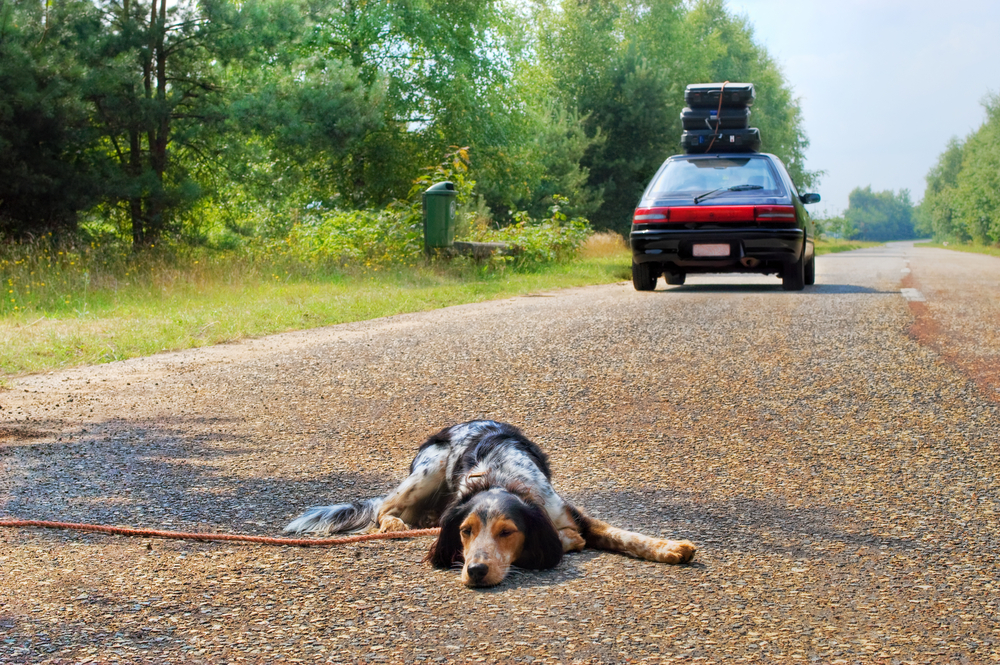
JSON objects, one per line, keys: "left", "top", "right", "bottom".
{"left": 645, "top": 156, "right": 785, "bottom": 198}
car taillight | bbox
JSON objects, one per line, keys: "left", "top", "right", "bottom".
{"left": 632, "top": 207, "right": 669, "bottom": 224}
{"left": 753, "top": 205, "right": 796, "bottom": 222}
{"left": 633, "top": 204, "right": 797, "bottom": 224}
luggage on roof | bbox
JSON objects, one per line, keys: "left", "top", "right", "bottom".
{"left": 680, "top": 106, "right": 751, "bottom": 131}
{"left": 681, "top": 127, "right": 761, "bottom": 154}
{"left": 684, "top": 82, "right": 756, "bottom": 108}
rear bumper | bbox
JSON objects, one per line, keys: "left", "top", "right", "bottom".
{"left": 630, "top": 227, "right": 807, "bottom": 272}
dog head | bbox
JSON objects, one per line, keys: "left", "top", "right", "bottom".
{"left": 428, "top": 479, "right": 563, "bottom": 587}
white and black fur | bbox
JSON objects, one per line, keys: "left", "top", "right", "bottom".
{"left": 285, "top": 420, "right": 696, "bottom": 586}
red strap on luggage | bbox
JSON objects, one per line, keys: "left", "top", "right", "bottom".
{"left": 704, "top": 80, "right": 729, "bottom": 153}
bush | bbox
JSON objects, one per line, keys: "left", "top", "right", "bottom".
{"left": 467, "top": 196, "right": 592, "bottom": 268}
{"left": 254, "top": 208, "right": 423, "bottom": 271}
{"left": 842, "top": 187, "right": 915, "bottom": 241}
{"left": 922, "top": 94, "right": 1000, "bottom": 244}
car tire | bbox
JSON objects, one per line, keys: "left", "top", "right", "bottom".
{"left": 804, "top": 256, "right": 815, "bottom": 285}
{"left": 665, "top": 272, "right": 686, "bottom": 285}
{"left": 632, "top": 261, "right": 658, "bottom": 291}
{"left": 782, "top": 252, "right": 805, "bottom": 291}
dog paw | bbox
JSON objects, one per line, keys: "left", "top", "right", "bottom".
{"left": 668, "top": 539, "right": 697, "bottom": 564}
{"left": 559, "top": 528, "right": 586, "bottom": 553}
{"left": 377, "top": 516, "right": 409, "bottom": 533}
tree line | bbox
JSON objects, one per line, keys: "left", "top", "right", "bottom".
{"left": 822, "top": 93, "right": 999, "bottom": 245}
{"left": 1, "top": 0, "right": 816, "bottom": 247}
{"left": 917, "top": 93, "right": 1000, "bottom": 245}
{"left": 820, "top": 186, "right": 915, "bottom": 242}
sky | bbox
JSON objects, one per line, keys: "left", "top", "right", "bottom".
{"left": 725, "top": 0, "right": 1000, "bottom": 216}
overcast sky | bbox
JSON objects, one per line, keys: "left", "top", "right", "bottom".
{"left": 725, "top": 0, "right": 1000, "bottom": 216}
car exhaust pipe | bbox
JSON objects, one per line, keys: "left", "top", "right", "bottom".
{"left": 740, "top": 257, "right": 760, "bottom": 268}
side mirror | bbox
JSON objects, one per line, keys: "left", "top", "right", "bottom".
{"left": 800, "top": 193, "right": 821, "bottom": 204}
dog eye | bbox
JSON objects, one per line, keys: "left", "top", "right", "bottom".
{"left": 460, "top": 528, "right": 472, "bottom": 538}
{"left": 498, "top": 529, "right": 515, "bottom": 538}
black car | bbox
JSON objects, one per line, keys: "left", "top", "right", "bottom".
{"left": 629, "top": 152, "right": 820, "bottom": 291}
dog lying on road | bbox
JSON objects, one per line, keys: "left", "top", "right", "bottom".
{"left": 285, "top": 420, "right": 696, "bottom": 587}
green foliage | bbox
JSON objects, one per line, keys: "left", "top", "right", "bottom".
{"left": 953, "top": 94, "right": 1000, "bottom": 244}
{"left": 532, "top": 0, "right": 818, "bottom": 235}
{"left": 194, "top": 58, "right": 385, "bottom": 239}
{"left": 518, "top": 105, "right": 603, "bottom": 221}
{"left": 813, "top": 215, "right": 856, "bottom": 240}
{"left": 262, "top": 148, "right": 480, "bottom": 273}
{"left": 1, "top": 0, "right": 816, "bottom": 258}
{"left": 533, "top": 0, "right": 683, "bottom": 234}
{"left": 843, "top": 186, "right": 915, "bottom": 242}
{"left": 920, "top": 137, "right": 967, "bottom": 241}
{"left": 0, "top": 192, "right": 594, "bottom": 319}
{"left": 0, "top": 0, "right": 104, "bottom": 236}
{"left": 916, "top": 241, "right": 1000, "bottom": 258}
{"left": 78, "top": 0, "right": 326, "bottom": 246}
{"left": 474, "top": 100, "right": 604, "bottom": 223}
{"left": 922, "top": 94, "right": 1000, "bottom": 244}
{"left": 300, "top": 0, "right": 528, "bottom": 208}
{"left": 470, "top": 195, "right": 593, "bottom": 268}
{"left": 0, "top": 231, "right": 160, "bottom": 316}
{"left": 581, "top": 52, "right": 678, "bottom": 233}
{"left": 814, "top": 238, "right": 882, "bottom": 255}
{"left": 683, "top": 1, "right": 818, "bottom": 193}
{"left": 257, "top": 209, "right": 423, "bottom": 271}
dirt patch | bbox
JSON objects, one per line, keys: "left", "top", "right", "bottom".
{"left": 903, "top": 257, "right": 1000, "bottom": 403}
{"left": 0, "top": 424, "right": 48, "bottom": 443}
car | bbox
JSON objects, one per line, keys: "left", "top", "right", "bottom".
{"left": 629, "top": 152, "right": 820, "bottom": 291}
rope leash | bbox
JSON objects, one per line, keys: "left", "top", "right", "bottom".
{"left": 704, "top": 80, "right": 729, "bottom": 154}
{"left": 0, "top": 519, "right": 440, "bottom": 547}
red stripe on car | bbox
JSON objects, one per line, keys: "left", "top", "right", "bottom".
{"left": 633, "top": 205, "right": 796, "bottom": 224}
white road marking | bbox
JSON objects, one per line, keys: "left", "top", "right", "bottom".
{"left": 900, "top": 288, "right": 925, "bottom": 302}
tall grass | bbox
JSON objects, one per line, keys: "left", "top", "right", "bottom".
{"left": 813, "top": 238, "right": 882, "bottom": 255}
{"left": 577, "top": 231, "right": 629, "bottom": 259}
{"left": 0, "top": 218, "right": 626, "bottom": 377}
{"left": 2, "top": 199, "right": 595, "bottom": 317}
{"left": 915, "top": 241, "right": 1000, "bottom": 258}
{"left": 1, "top": 233, "right": 301, "bottom": 319}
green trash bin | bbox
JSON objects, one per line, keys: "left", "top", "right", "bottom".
{"left": 422, "top": 181, "right": 457, "bottom": 251}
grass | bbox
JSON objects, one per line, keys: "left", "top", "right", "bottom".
{"left": 915, "top": 241, "right": 1000, "bottom": 258}
{"left": 814, "top": 238, "right": 883, "bottom": 255}
{"left": 0, "top": 234, "right": 631, "bottom": 378}
{"left": 1, "top": 231, "right": 878, "bottom": 379}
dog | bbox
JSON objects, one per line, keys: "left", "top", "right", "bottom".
{"left": 285, "top": 420, "right": 696, "bottom": 587}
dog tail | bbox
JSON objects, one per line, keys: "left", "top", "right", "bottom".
{"left": 284, "top": 497, "right": 384, "bottom": 535}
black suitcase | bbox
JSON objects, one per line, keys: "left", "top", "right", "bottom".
{"left": 684, "top": 82, "right": 756, "bottom": 108}
{"left": 681, "top": 127, "right": 761, "bottom": 153}
{"left": 680, "top": 106, "right": 751, "bottom": 130}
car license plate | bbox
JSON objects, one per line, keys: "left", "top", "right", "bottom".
{"left": 692, "top": 243, "right": 730, "bottom": 257}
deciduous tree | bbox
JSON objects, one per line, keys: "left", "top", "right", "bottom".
{"left": 844, "top": 186, "right": 914, "bottom": 242}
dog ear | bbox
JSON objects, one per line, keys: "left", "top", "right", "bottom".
{"left": 426, "top": 502, "right": 468, "bottom": 569}
{"left": 513, "top": 503, "right": 563, "bottom": 570}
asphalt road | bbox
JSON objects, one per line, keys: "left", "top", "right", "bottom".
{"left": 1, "top": 242, "right": 998, "bottom": 664}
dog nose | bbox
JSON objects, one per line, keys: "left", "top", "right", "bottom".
{"left": 466, "top": 563, "right": 489, "bottom": 583}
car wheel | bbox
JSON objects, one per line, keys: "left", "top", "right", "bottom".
{"left": 632, "top": 261, "right": 657, "bottom": 291}
{"left": 804, "top": 256, "right": 815, "bottom": 285}
{"left": 665, "top": 272, "right": 686, "bottom": 285}
{"left": 782, "top": 252, "right": 805, "bottom": 291}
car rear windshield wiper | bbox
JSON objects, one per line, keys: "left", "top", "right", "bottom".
{"left": 693, "top": 183, "right": 764, "bottom": 204}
